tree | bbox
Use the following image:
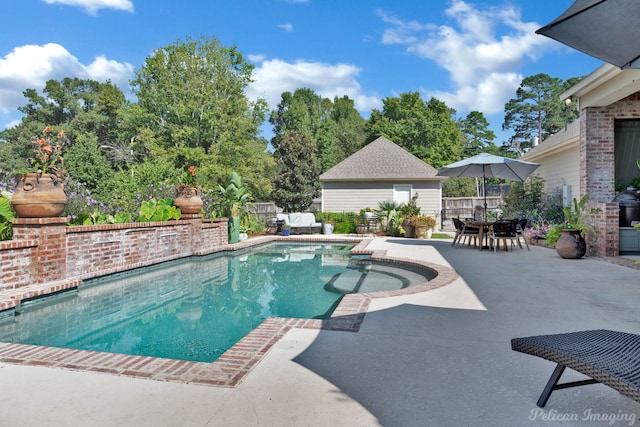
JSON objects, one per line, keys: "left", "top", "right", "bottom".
{"left": 269, "top": 90, "right": 366, "bottom": 173}
{"left": 0, "top": 78, "right": 127, "bottom": 176}
{"left": 442, "top": 177, "right": 478, "bottom": 197}
{"left": 365, "top": 92, "right": 463, "bottom": 168}
{"left": 130, "top": 36, "right": 272, "bottom": 194}
{"left": 271, "top": 131, "right": 321, "bottom": 212}
{"left": 325, "top": 96, "right": 366, "bottom": 170}
{"left": 502, "top": 73, "right": 580, "bottom": 150}
{"left": 458, "top": 111, "right": 497, "bottom": 157}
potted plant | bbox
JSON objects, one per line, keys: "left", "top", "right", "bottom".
{"left": 174, "top": 165, "right": 203, "bottom": 215}
{"left": 323, "top": 221, "right": 334, "bottom": 235}
{"left": 219, "top": 172, "right": 253, "bottom": 244}
{"left": 361, "top": 207, "right": 375, "bottom": 219}
{"left": 399, "top": 199, "right": 421, "bottom": 238}
{"left": 11, "top": 126, "right": 69, "bottom": 218}
{"left": 239, "top": 226, "right": 250, "bottom": 241}
{"left": 410, "top": 215, "right": 436, "bottom": 239}
{"left": 548, "top": 194, "right": 599, "bottom": 259}
{"left": 281, "top": 223, "right": 291, "bottom": 236}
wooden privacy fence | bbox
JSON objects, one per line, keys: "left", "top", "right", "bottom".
{"left": 442, "top": 196, "right": 503, "bottom": 220}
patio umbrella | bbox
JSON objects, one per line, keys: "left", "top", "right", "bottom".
{"left": 537, "top": 0, "right": 640, "bottom": 69}
{"left": 436, "top": 153, "right": 540, "bottom": 219}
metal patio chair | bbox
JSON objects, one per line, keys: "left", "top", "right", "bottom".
{"left": 452, "top": 217, "right": 479, "bottom": 248}
{"left": 489, "top": 220, "right": 519, "bottom": 252}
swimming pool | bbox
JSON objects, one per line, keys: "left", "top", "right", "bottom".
{"left": 0, "top": 242, "right": 435, "bottom": 363}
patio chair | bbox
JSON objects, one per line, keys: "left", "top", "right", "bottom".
{"left": 515, "top": 218, "right": 530, "bottom": 250}
{"left": 452, "top": 217, "right": 479, "bottom": 248}
{"left": 489, "top": 220, "right": 519, "bottom": 252}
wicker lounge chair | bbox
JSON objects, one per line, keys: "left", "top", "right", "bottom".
{"left": 511, "top": 329, "right": 640, "bottom": 407}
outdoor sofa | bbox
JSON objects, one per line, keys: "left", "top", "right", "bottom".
{"left": 275, "top": 212, "right": 323, "bottom": 234}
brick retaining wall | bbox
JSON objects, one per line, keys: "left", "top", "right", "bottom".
{"left": 0, "top": 216, "right": 229, "bottom": 297}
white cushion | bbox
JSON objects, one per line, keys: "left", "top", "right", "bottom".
{"left": 276, "top": 213, "right": 290, "bottom": 224}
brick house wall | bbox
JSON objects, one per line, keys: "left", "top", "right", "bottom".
{"left": 581, "top": 92, "right": 640, "bottom": 256}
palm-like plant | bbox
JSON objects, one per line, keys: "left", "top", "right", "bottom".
{"left": 0, "top": 193, "right": 14, "bottom": 240}
{"left": 377, "top": 200, "right": 403, "bottom": 236}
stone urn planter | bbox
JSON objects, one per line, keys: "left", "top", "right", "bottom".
{"left": 174, "top": 186, "right": 203, "bottom": 215}
{"left": 555, "top": 229, "right": 587, "bottom": 259}
{"left": 11, "top": 173, "right": 67, "bottom": 218}
{"left": 402, "top": 218, "right": 414, "bottom": 238}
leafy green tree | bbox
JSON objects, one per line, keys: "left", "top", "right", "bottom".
{"left": 270, "top": 88, "right": 326, "bottom": 151}
{"left": 324, "top": 96, "right": 366, "bottom": 170}
{"left": 0, "top": 78, "right": 126, "bottom": 176}
{"left": 130, "top": 36, "right": 272, "bottom": 194}
{"left": 269, "top": 90, "right": 365, "bottom": 173}
{"left": 442, "top": 177, "right": 478, "bottom": 197}
{"left": 503, "top": 73, "right": 580, "bottom": 149}
{"left": 64, "top": 133, "right": 116, "bottom": 199}
{"left": 271, "top": 131, "right": 321, "bottom": 212}
{"left": 366, "top": 92, "right": 462, "bottom": 168}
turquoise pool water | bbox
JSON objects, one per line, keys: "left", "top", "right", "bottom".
{"left": 0, "top": 243, "right": 435, "bottom": 363}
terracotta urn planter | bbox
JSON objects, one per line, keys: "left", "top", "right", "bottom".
{"left": 11, "top": 173, "right": 67, "bottom": 218}
{"left": 415, "top": 225, "right": 428, "bottom": 239}
{"left": 402, "top": 218, "right": 415, "bottom": 238}
{"left": 555, "top": 229, "right": 587, "bottom": 259}
{"left": 174, "top": 186, "right": 203, "bottom": 215}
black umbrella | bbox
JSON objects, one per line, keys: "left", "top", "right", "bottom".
{"left": 537, "top": 0, "right": 640, "bottom": 69}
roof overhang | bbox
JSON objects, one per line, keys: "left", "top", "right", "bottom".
{"left": 562, "top": 63, "right": 640, "bottom": 107}
{"left": 320, "top": 177, "right": 447, "bottom": 183}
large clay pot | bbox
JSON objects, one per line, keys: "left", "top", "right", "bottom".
{"left": 174, "top": 186, "right": 203, "bottom": 214}
{"left": 402, "top": 218, "right": 414, "bottom": 238}
{"left": 415, "top": 225, "right": 428, "bottom": 239}
{"left": 11, "top": 173, "right": 67, "bottom": 218}
{"left": 555, "top": 229, "right": 587, "bottom": 259}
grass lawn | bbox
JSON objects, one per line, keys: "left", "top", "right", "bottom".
{"left": 431, "top": 233, "right": 451, "bottom": 239}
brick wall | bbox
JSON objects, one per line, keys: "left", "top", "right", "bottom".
{"left": 0, "top": 217, "right": 228, "bottom": 294}
{"left": 581, "top": 92, "right": 640, "bottom": 256}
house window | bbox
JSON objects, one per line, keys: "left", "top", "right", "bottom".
{"left": 393, "top": 185, "right": 412, "bottom": 205}
{"left": 615, "top": 120, "right": 640, "bottom": 188}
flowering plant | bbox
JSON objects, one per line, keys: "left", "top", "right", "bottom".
{"left": 176, "top": 165, "right": 200, "bottom": 194}
{"left": 29, "top": 126, "right": 69, "bottom": 177}
{"left": 183, "top": 165, "right": 196, "bottom": 185}
{"left": 409, "top": 215, "right": 436, "bottom": 228}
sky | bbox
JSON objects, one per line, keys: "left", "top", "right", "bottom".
{"left": 0, "top": 0, "right": 603, "bottom": 146}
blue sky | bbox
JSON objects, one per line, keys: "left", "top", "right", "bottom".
{"left": 1, "top": 0, "right": 603, "bottom": 145}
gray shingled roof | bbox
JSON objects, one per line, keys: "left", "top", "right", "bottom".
{"left": 520, "top": 119, "right": 579, "bottom": 161}
{"left": 319, "top": 136, "right": 441, "bottom": 181}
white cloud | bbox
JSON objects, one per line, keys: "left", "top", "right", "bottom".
{"left": 0, "top": 43, "right": 134, "bottom": 114}
{"left": 378, "top": 0, "right": 555, "bottom": 115}
{"left": 278, "top": 23, "right": 294, "bottom": 32}
{"left": 246, "top": 58, "right": 381, "bottom": 113}
{"left": 42, "top": 0, "right": 133, "bottom": 14}
{"left": 85, "top": 55, "right": 134, "bottom": 89}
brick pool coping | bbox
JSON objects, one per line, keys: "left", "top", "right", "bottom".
{"left": 0, "top": 236, "right": 458, "bottom": 388}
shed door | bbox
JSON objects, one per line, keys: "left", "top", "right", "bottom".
{"left": 393, "top": 185, "right": 412, "bottom": 205}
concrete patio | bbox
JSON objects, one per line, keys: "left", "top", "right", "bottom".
{"left": 1, "top": 237, "right": 639, "bottom": 426}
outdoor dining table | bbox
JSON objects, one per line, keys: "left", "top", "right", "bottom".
{"left": 465, "top": 221, "right": 495, "bottom": 251}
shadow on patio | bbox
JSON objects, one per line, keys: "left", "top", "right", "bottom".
{"left": 292, "top": 239, "right": 640, "bottom": 426}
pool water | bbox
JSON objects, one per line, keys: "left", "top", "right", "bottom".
{"left": 0, "top": 243, "right": 434, "bottom": 363}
